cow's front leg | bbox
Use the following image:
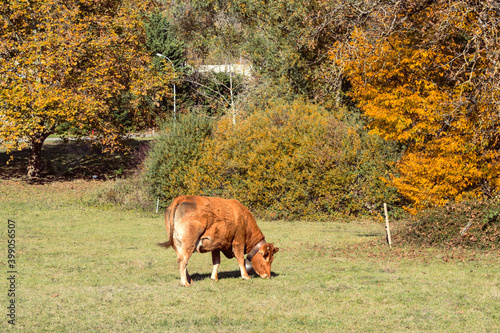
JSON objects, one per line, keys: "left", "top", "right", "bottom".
{"left": 233, "top": 247, "right": 251, "bottom": 280}
{"left": 211, "top": 251, "right": 220, "bottom": 281}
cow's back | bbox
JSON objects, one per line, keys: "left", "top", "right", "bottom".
{"left": 174, "top": 196, "right": 246, "bottom": 237}
{"left": 167, "top": 196, "right": 263, "bottom": 253}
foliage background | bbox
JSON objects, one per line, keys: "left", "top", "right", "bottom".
{"left": 2, "top": 0, "right": 499, "bottom": 228}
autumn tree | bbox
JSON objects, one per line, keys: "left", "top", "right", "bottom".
{"left": 328, "top": 0, "right": 500, "bottom": 211}
{"left": 0, "top": 0, "right": 169, "bottom": 179}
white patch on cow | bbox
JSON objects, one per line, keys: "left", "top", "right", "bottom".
{"left": 210, "top": 262, "right": 220, "bottom": 280}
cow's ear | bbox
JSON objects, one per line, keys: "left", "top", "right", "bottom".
{"left": 259, "top": 246, "right": 272, "bottom": 261}
{"left": 273, "top": 247, "right": 279, "bottom": 254}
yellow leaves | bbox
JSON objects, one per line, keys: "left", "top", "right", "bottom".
{"left": 1, "top": 0, "right": 161, "bottom": 155}
{"left": 331, "top": 1, "right": 500, "bottom": 211}
{"left": 394, "top": 140, "right": 487, "bottom": 213}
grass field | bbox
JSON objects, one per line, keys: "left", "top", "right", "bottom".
{"left": 0, "top": 178, "right": 498, "bottom": 332}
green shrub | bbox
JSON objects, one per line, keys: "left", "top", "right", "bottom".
{"left": 142, "top": 113, "right": 213, "bottom": 206}
{"left": 186, "top": 99, "right": 402, "bottom": 220}
{"left": 396, "top": 197, "right": 500, "bottom": 249}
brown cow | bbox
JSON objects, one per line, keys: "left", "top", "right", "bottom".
{"left": 160, "top": 195, "right": 279, "bottom": 287}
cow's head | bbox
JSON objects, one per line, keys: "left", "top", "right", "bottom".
{"left": 250, "top": 243, "right": 279, "bottom": 278}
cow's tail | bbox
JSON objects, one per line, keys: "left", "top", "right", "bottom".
{"left": 158, "top": 197, "right": 181, "bottom": 249}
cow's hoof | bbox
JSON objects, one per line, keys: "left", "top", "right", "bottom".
{"left": 210, "top": 276, "right": 219, "bottom": 282}
{"left": 242, "top": 275, "right": 251, "bottom": 280}
{"left": 180, "top": 281, "right": 193, "bottom": 287}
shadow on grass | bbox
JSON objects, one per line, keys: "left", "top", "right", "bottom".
{"left": 191, "top": 271, "right": 279, "bottom": 282}
{"left": 0, "top": 139, "right": 151, "bottom": 183}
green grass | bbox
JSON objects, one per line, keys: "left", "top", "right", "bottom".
{"left": 0, "top": 180, "right": 499, "bottom": 332}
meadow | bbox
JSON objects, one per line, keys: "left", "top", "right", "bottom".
{"left": 0, "top": 179, "right": 498, "bottom": 332}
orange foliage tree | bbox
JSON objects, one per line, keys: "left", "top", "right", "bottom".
{"left": 0, "top": 0, "right": 169, "bottom": 178}
{"left": 330, "top": 0, "right": 500, "bottom": 211}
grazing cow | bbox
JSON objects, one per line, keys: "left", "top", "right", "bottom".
{"left": 160, "top": 195, "right": 279, "bottom": 287}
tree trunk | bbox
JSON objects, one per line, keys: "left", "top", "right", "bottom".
{"left": 26, "top": 134, "right": 48, "bottom": 179}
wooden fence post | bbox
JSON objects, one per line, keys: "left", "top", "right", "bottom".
{"left": 384, "top": 203, "right": 392, "bottom": 247}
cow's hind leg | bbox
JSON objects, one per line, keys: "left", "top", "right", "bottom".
{"left": 211, "top": 251, "right": 221, "bottom": 281}
{"left": 172, "top": 217, "right": 205, "bottom": 287}
{"left": 174, "top": 236, "right": 197, "bottom": 287}
{"left": 176, "top": 251, "right": 193, "bottom": 287}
